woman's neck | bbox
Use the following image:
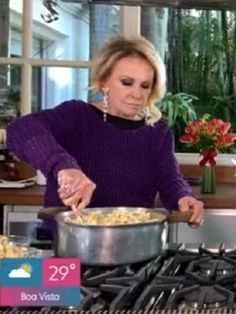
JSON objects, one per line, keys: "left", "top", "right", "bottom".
{"left": 92, "top": 102, "right": 143, "bottom": 121}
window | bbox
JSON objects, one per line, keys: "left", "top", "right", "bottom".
{"left": 141, "top": 7, "right": 236, "bottom": 158}
{"left": 0, "top": 0, "right": 123, "bottom": 120}
{"left": 1, "top": 0, "right": 234, "bottom": 164}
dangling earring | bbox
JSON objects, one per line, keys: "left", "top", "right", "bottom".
{"left": 102, "top": 87, "right": 109, "bottom": 122}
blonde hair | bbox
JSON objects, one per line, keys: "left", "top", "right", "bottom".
{"left": 91, "top": 35, "right": 166, "bottom": 125}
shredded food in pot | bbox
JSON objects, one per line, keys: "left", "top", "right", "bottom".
{"left": 0, "top": 235, "right": 28, "bottom": 258}
{"left": 64, "top": 209, "right": 164, "bottom": 225}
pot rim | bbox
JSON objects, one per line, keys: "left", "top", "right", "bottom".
{"left": 55, "top": 207, "right": 168, "bottom": 228}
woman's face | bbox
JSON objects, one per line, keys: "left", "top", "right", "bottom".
{"left": 103, "top": 55, "right": 154, "bottom": 119}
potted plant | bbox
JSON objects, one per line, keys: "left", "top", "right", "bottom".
{"left": 158, "top": 92, "right": 198, "bottom": 151}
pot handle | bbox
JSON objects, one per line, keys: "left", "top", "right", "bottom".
{"left": 38, "top": 207, "right": 70, "bottom": 220}
{"left": 166, "top": 210, "right": 192, "bottom": 223}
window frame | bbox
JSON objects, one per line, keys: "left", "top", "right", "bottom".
{"left": 0, "top": 1, "right": 140, "bottom": 115}
{"left": 0, "top": 0, "right": 233, "bottom": 165}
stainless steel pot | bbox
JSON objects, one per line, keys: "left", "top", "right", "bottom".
{"left": 38, "top": 207, "right": 191, "bottom": 265}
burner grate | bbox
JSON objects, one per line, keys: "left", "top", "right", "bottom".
{"left": 2, "top": 308, "right": 236, "bottom": 314}
{"left": 4, "top": 244, "right": 236, "bottom": 313}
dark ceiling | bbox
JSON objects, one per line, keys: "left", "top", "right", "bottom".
{"left": 61, "top": 0, "right": 236, "bottom": 10}
{"left": 152, "top": 0, "right": 236, "bottom": 10}
{"left": 154, "top": 0, "right": 236, "bottom": 10}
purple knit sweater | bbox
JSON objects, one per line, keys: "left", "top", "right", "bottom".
{"left": 7, "top": 100, "right": 192, "bottom": 211}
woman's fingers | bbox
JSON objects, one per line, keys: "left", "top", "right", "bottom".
{"left": 74, "top": 184, "right": 96, "bottom": 211}
{"left": 178, "top": 196, "right": 204, "bottom": 227}
{"left": 189, "top": 205, "right": 204, "bottom": 223}
{"left": 75, "top": 199, "right": 89, "bottom": 212}
{"left": 57, "top": 168, "right": 96, "bottom": 211}
{"left": 58, "top": 185, "right": 80, "bottom": 198}
{"left": 188, "top": 206, "right": 204, "bottom": 227}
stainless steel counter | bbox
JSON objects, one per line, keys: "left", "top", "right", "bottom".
{"left": 169, "top": 209, "right": 236, "bottom": 244}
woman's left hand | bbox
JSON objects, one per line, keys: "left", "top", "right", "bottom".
{"left": 178, "top": 196, "right": 204, "bottom": 227}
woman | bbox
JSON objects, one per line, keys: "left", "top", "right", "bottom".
{"left": 7, "top": 35, "right": 204, "bottom": 226}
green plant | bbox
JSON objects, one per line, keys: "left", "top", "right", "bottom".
{"left": 7, "top": 86, "right": 20, "bottom": 105}
{"left": 6, "top": 85, "right": 20, "bottom": 117}
{"left": 158, "top": 92, "right": 198, "bottom": 151}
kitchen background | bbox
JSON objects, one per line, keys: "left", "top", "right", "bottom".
{"left": 1, "top": 2, "right": 236, "bottom": 312}
{"left": 0, "top": 0, "right": 236, "bottom": 246}
{"left": 1, "top": 0, "right": 236, "bottom": 156}
{"left": 0, "top": 0, "right": 236, "bottom": 132}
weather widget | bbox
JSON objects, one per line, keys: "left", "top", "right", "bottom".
{"left": 0, "top": 258, "right": 81, "bottom": 306}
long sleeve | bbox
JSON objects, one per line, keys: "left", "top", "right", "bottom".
{"left": 156, "top": 127, "right": 193, "bottom": 211}
{"left": 7, "top": 103, "right": 193, "bottom": 209}
{"left": 6, "top": 100, "right": 81, "bottom": 178}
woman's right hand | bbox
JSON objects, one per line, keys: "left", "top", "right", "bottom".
{"left": 57, "top": 168, "right": 96, "bottom": 212}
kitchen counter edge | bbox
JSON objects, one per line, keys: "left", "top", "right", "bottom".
{"left": 0, "top": 183, "right": 235, "bottom": 209}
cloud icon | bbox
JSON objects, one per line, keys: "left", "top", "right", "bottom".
{"left": 8, "top": 267, "right": 31, "bottom": 278}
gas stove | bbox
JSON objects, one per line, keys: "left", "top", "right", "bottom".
{"left": 2, "top": 243, "right": 236, "bottom": 314}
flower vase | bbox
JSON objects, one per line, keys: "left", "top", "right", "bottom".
{"left": 201, "top": 164, "right": 216, "bottom": 194}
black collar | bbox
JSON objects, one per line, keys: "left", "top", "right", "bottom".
{"left": 90, "top": 104, "right": 145, "bottom": 130}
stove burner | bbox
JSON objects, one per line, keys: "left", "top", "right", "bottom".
{"left": 199, "top": 259, "right": 235, "bottom": 277}
{"left": 167, "top": 284, "right": 235, "bottom": 311}
{"left": 4, "top": 244, "right": 236, "bottom": 313}
{"left": 184, "top": 286, "right": 228, "bottom": 309}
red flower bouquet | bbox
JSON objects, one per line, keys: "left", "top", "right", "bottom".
{"left": 180, "top": 117, "right": 236, "bottom": 193}
{"left": 180, "top": 117, "right": 236, "bottom": 167}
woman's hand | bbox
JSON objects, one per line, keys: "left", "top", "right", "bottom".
{"left": 178, "top": 196, "right": 204, "bottom": 227}
{"left": 57, "top": 169, "right": 96, "bottom": 212}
